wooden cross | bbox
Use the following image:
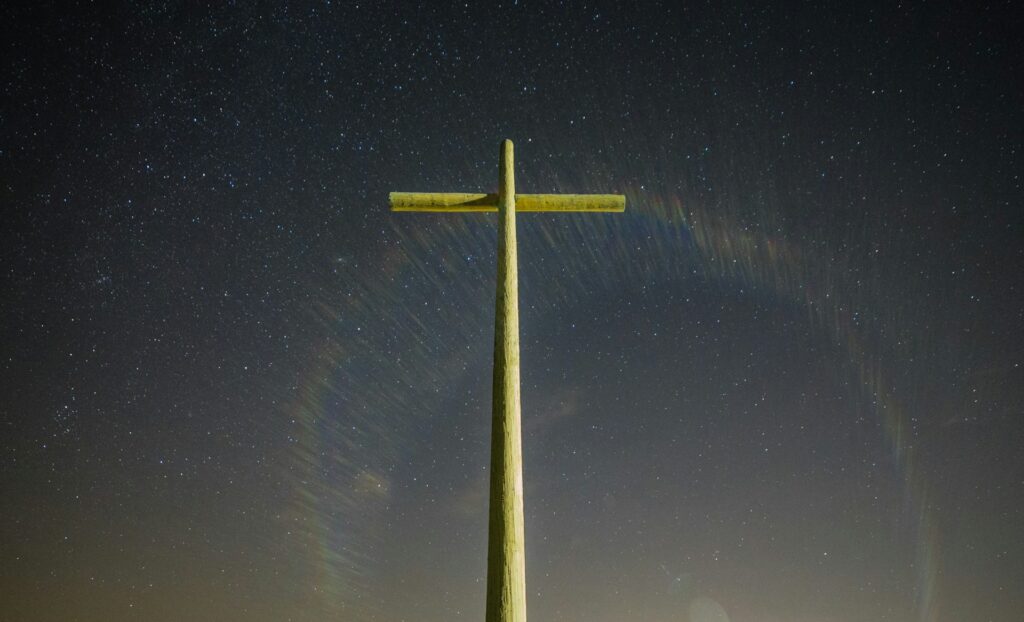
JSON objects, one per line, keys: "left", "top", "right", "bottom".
{"left": 390, "top": 139, "right": 625, "bottom": 622}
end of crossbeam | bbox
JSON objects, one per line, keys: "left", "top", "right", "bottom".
{"left": 390, "top": 192, "right": 498, "bottom": 212}
{"left": 518, "top": 193, "right": 625, "bottom": 212}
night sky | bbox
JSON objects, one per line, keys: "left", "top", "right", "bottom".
{"left": 2, "top": 2, "right": 1022, "bottom": 621}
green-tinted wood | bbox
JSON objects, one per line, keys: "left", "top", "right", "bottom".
{"left": 390, "top": 192, "right": 625, "bottom": 212}
{"left": 388, "top": 139, "right": 625, "bottom": 622}
{"left": 485, "top": 139, "right": 527, "bottom": 622}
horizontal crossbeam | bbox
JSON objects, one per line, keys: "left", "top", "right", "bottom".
{"left": 390, "top": 192, "right": 625, "bottom": 213}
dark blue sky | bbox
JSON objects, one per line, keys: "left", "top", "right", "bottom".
{"left": 2, "top": 2, "right": 1021, "bottom": 621}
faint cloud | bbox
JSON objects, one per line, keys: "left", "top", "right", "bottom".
{"left": 688, "top": 597, "right": 730, "bottom": 622}
{"left": 353, "top": 469, "right": 391, "bottom": 500}
{"left": 448, "top": 471, "right": 488, "bottom": 519}
{"left": 525, "top": 386, "right": 583, "bottom": 434}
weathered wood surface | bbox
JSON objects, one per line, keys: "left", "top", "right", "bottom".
{"left": 485, "top": 139, "right": 527, "bottom": 622}
{"left": 390, "top": 191, "right": 625, "bottom": 212}
{"left": 389, "top": 139, "right": 627, "bottom": 622}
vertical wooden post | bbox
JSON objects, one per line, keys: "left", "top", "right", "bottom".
{"left": 485, "top": 139, "right": 527, "bottom": 622}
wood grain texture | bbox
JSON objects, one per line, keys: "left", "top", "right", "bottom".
{"left": 485, "top": 139, "right": 527, "bottom": 622}
{"left": 390, "top": 191, "right": 625, "bottom": 212}
{"left": 389, "top": 139, "right": 626, "bottom": 622}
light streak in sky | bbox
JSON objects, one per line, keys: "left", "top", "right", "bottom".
{"left": 285, "top": 143, "right": 942, "bottom": 619}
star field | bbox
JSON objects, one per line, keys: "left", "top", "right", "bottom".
{"left": 1, "top": 2, "right": 1022, "bottom": 621}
